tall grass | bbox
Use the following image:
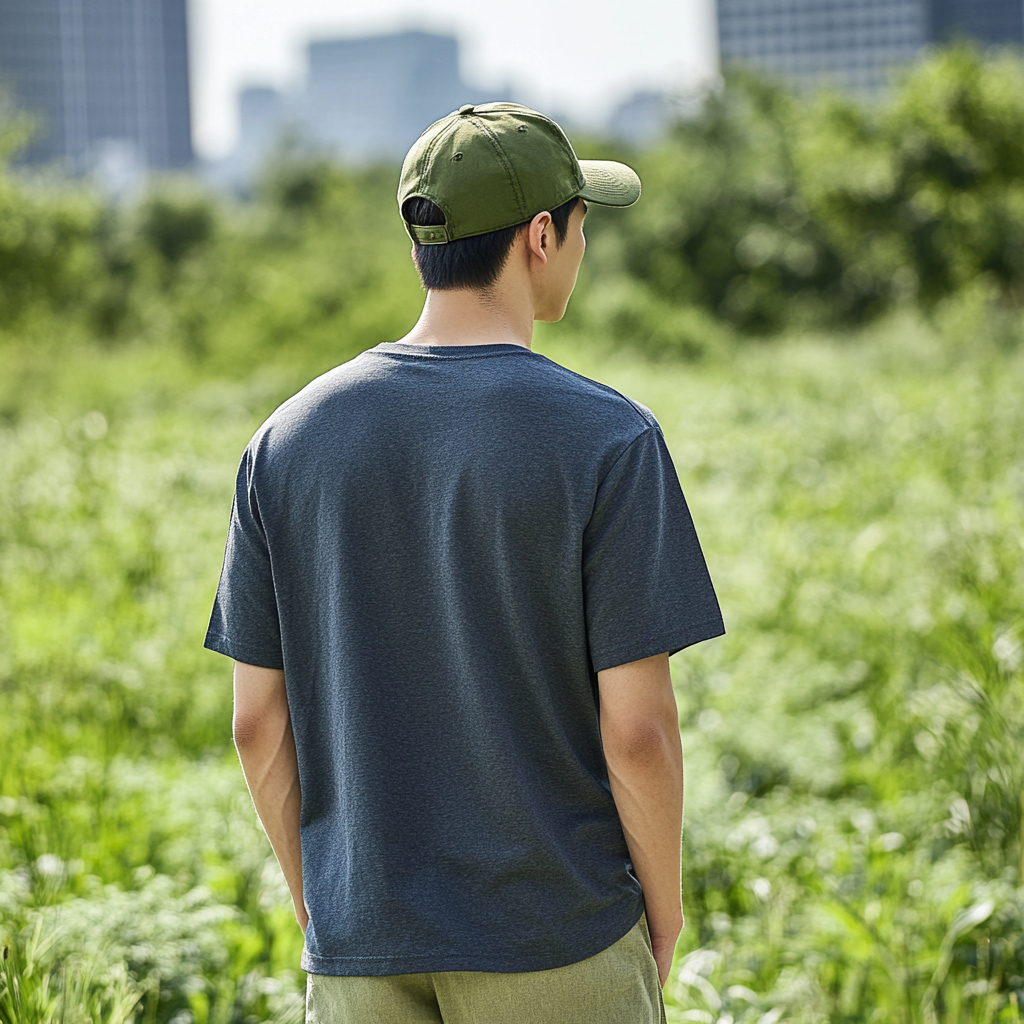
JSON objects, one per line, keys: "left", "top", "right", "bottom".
{"left": 539, "top": 315, "right": 1024, "bottom": 1023}
{"left": 1, "top": 306, "right": 1021, "bottom": 1023}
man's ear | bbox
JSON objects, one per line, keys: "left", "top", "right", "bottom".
{"left": 526, "top": 211, "right": 553, "bottom": 265}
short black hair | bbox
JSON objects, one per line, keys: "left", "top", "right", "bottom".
{"left": 402, "top": 196, "right": 580, "bottom": 291}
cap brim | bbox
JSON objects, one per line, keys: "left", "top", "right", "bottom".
{"left": 578, "top": 160, "right": 641, "bottom": 207}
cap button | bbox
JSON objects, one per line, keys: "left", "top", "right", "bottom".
{"left": 458, "top": 104, "right": 475, "bottom": 115}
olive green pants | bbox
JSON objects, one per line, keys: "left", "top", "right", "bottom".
{"left": 305, "top": 915, "right": 666, "bottom": 1024}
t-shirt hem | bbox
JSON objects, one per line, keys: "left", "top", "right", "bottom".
{"left": 203, "top": 630, "right": 284, "bottom": 670}
{"left": 592, "top": 616, "right": 726, "bottom": 674}
{"left": 300, "top": 906, "right": 644, "bottom": 977}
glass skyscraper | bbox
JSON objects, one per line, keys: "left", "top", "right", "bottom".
{"left": 0, "top": 0, "right": 192, "bottom": 171}
{"left": 299, "top": 31, "right": 469, "bottom": 161}
{"left": 930, "top": 0, "right": 1024, "bottom": 45}
{"left": 717, "top": 0, "right": 1024, "bottom": 93}
{"left": 214, "top": 30, "right": 473, "bottom": 184}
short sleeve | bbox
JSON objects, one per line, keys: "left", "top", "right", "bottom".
{"left": 582, "top": 425, "right": 725, "bottom": 674}
{"left": 204, "top": 446, "right": 284, "bottom": 669}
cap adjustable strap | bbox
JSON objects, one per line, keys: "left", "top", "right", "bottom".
{"left": 407, "top": 223, "right": 451, "bottom": 244}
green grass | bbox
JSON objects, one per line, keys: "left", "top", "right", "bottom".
{"left": 1, "top": 311, "right": 1022, "bottom": 1023}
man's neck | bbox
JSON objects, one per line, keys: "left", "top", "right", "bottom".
{"left": 398, "top": 281, "right": 534, "bottom": 350}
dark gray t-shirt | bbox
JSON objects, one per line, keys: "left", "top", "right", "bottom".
{"left": 205, "top": 342, "right": 724, "bottom": 976}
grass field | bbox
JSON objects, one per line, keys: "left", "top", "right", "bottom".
{"left": 1, "top": 310, "right": 1022, "bottom": 1024}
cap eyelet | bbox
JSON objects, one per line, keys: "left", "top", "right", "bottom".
{"left": 517, "top": 125, "right": 528, "bottom": 132}
{"left": 452, "top": 152, "right": 464, "bottom": 162}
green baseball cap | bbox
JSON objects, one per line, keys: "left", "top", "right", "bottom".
{"left": 398, "top": 102, "right": 641, "bottom": 245}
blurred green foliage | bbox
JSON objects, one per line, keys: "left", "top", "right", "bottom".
{"left": 1, "top": 46, "right": 1023, "bottom": 358}
{"left": 0, "top": 43, "right": 1023, "bottom": 1024}
{"left": 0, "top": 148, "right": 424, "bottom": 386}
{"left": 577, "top": 46, "right": 1024, "bottom": 337}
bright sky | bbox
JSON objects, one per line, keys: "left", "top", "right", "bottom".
{"left": 189, "top": 0, "right": 719, "bottom": 159}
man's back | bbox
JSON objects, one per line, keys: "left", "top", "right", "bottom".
{"left": 206, "top": 341, "right": 723, "bottom": 975}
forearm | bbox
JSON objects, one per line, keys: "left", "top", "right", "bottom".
{"left": 604, "top": 724, "right": 684, "bottom": 941}
{"left": 598, "top": 652, "right": 684, "bottom": 985}
{"left": 233, "top": 664, "right": 307, "bottom": 930}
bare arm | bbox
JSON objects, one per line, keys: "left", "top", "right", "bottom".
{"left": 232, "top": 661, "right": 307, "bottom": 932}
{"left": 598, "top": 652, "right": 683, "bottom": 987}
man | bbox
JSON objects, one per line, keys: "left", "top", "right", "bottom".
{"left": 205, "top": 102, "right": 724, "bottom": 1024}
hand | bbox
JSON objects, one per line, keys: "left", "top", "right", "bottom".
{"left": 650, "top": 929, "right": 681, "bottom": 988}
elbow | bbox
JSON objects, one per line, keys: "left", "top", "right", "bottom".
{"left": 603, "top": 716, "right": 678, "bottom": 769}
{"left": 232, "top": 708, "right": 266, "bottom": 752}
{"left": 232, "top": 664, "right": 288, "bottom": 755}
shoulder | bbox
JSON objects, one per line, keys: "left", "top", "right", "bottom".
{"left": 246, "top": 351, "right": 380, "bottom": 455}
{"left": 526, "top": 354, "right": 660, "bottom": 436}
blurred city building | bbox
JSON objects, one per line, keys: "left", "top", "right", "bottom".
{"left": 717, "top": 0, "right": 1024, "bottom": 93}
{"left": 605, "top": 89, "right": 704, "bottom": 147}
{"left": 606, "top": 91, "right": 675, "bottom": 147}
{"left": 0, "top": 0, "right": 193, "bottom": 178}
{"left": 302, "top": 32, "right": 466, "bottom": 158}
{"left": 930, "top": 0, "right": 1024, "bottom": 44}
{"left": 214, "top": 30, "right": 474, "bottom": 185}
